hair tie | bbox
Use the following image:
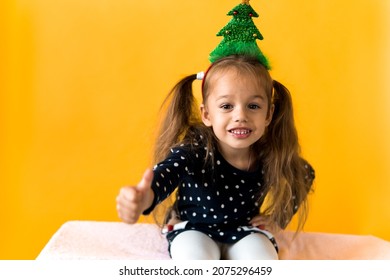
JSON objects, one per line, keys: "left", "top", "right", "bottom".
{"left": 196, "top": 72, "right": 205, "bottom": 80}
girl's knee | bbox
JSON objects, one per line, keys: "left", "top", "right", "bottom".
{"left": 169, "top": 230, "right": 221, "bottom": 260}
{"left": 224, "top": 233, "right": 278, "bottom": 260}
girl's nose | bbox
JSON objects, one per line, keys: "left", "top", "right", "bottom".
{"left": 234, "top": 107, "right": 248, "bottom": 122}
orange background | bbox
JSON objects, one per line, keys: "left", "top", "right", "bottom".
{"left": 1, "top": 0, "right": 389, "bottom": 259}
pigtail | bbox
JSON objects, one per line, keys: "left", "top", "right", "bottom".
{"left": 153, "top": 74, "right": 200, "bottom": 163}
{"left": 268, "top": 80, "right": 299, "bottom": 164}
{"left": 150, "top": 74, "right": 202, "bottom": 226}
{"left": 258, "top": 80, "right": 313, "bottom": 231}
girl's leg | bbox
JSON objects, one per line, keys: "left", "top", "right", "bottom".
{"left": 169, "top": 230, "right": 221, "bottom": 260}
{"left": 223, "top": 233, "right": 278, "bottom": 260}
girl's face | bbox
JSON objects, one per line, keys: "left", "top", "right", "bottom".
{"left": 201, "top": 69, "right": 274, "bottom": 157}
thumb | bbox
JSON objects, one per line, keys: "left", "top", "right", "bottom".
{"left": 136, "top": 168, "right": 154, "bottom": 193}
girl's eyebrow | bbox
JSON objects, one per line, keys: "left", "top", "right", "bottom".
{"left": 216, "top": 94, "right": 266, "bottom": 101}
{"left": 216, "top": 94, "right": 230, "bottom": 101}
{"left": 252, "top": 95, "right": 266, "bottom": 101}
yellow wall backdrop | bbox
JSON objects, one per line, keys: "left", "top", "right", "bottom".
{"left": 1, "top": 0, "right": 389, "bottom": 259}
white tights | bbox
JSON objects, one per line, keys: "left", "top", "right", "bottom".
{"left": 169, "top": 230, "right": 279, "bottom": 260}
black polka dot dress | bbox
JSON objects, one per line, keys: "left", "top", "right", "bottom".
{"left": 143, "top": 143, "right": 313, "bottom": 252}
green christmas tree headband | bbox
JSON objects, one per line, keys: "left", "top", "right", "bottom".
{"left": 197, "top": 0, "right": 270, "bottom": 81}
{"left": 209, "top": 0, "right": 270, "bottom": 69}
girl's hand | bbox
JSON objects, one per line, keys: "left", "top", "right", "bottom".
{"left": 250, "top": 215, "right": 281, "bottom": 233}
{"left": 116, "top": 169, "right": 155, "bottom": 224}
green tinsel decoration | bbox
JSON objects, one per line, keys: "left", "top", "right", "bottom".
{"left": 209, "top": 0, "right": 270, "bottom": 69}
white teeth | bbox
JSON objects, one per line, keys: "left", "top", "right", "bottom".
{"left": 230, "top": 129, "right": 250, "bottom": 135}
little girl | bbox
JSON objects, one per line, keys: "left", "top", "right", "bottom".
{"left": 116, "top": 54, "right": 315, "bottom": 259}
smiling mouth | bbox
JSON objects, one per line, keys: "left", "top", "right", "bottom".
{"left": 229, "top": 129, "right": 252, "bottom": 135}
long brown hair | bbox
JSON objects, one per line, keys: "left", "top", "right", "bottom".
{"left": 153, "top": 55, "right": 314, "bottom": 230}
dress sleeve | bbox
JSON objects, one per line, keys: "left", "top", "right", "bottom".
{"left": 142, "top": 146, "right": 193, "bottom": 215}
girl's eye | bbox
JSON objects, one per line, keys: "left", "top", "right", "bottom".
{"left": 220, "top": 104, "right": 233, "bottom": 110}
{"left": 248, "top": 104, "right": 261, "bottom": 110}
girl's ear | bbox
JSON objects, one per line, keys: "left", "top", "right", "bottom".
{"left": 200, "top": 104, "right": 212, "bottom": 127}
{"left": 265, "top": 104, "right": 275, "bottom": 127}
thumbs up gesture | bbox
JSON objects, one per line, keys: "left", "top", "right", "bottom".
{"left": 116, "top": 169, "right": 155, "bottom": 224}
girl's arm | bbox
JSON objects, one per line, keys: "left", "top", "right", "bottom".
{"left": 116, "top": 146, "right": 191, "bottom": 223}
